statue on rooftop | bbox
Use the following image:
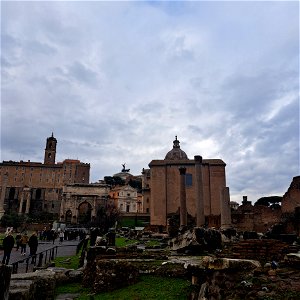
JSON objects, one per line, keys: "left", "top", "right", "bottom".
{"left": 121, "top": 163, "right": 130, "bottom": 173}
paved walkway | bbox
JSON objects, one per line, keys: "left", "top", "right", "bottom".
{"left": 1, "top": 239, "right": 81, "bottom": 273}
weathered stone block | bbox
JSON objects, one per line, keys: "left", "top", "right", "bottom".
{"left": 0, "top": 264, "right": 12, "bottom": 300}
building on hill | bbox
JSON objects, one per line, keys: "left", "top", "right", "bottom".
{"left": 142, "top": 136, "right": 231, "bottom": 230}
{"left": 0, "top": 134, "right": 90, "bottom": 218}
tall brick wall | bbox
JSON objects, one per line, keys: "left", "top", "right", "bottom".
{"left": 282, "top": 176, "right": 300, "bottom": 214}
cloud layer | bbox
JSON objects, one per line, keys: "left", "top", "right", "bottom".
{"left": 1, "top": 1, "right": 299, "bottom": 203}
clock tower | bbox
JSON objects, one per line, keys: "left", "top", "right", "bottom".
{"left": 44, "top": 133, "right": 57, "bottom": 165}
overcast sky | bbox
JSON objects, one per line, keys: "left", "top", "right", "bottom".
{"left": 1, "top": 1, "right": 299, "bottom": 204}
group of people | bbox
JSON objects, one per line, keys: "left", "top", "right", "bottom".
{"left": 1, "top": 227, "right": 39, "bottom": 265}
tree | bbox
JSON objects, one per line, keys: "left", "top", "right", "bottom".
{"left": 93, "top": 205, "right": 121, "bottom": 233}
{"left": 1, "top": 213, "right": 25, "bottom": 230}
{"left": 128, "top": 178, "right": 142, "bottom": 191}
{"left": 104, "top": 176, "right": 125, "bottom": 186}
{"left": 254, "top": 196, "right": 282, "bottom": 208}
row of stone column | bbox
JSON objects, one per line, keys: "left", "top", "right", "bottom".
{"left": 178, "top": 155, "right": 231, "bottom": 229}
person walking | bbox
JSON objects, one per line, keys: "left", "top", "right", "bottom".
{"left": 20, "top": 232, "right": 29, "bottom": 256}
{"left": 59, "top": 231, "right": 64, "bottom": 244}
{"left": 28, "top": 232, "right": 38, "bottom": 263}
{"left": 15, "top": 233, "right": 22, "bottom": 251}
{"left": 1, "top": 232, "right": 15, "bottom": 264}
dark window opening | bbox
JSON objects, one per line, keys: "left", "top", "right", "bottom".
{"left": 8, "top": 187, "right": 15, "bottom": 199}
{"left": 36, "top": 189, "right": 42, "bottom": 200}
{"left": 186, "top": 173, "right": 193, "bottom": 186}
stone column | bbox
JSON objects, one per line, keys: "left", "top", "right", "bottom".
{"left": 0, "top": 173, "right": 8, "bottom": 219}
{"left": 18, "top": 189, "right": 25, "bottom": 214}
{"left": 220, "top": 187, "right": 231, "bottom": 229}
{"left": 74, "top": 196, "right": 78, "bottom": 224}
{"left": 92, "top": 197, "right": 96, "bottom": 218}
{"left": 25, "top": 188, "right": 31, "bottom": 214}
{"left": 60, "top": 195, "right": 65, "bottom": 221}
{"left": 179, "top": 167, "right": 187, "bottom": 227}
{"left": 194, "top": 156, "right": 205, "bottom": 227}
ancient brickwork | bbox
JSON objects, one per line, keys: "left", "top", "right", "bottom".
{"left": 232, "top": 204, "right": 282, "bottom": 233}
{"left": 220, "top": 239, "right": 300, "bottom": 262}
{"left": 282, "top": 176, "right": 300, "bottom": 214}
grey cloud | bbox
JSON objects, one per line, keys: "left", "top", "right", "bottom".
{"left": 66, "top": 62, "right": 99, "bottom": 87}
{"left": 26, "top": 40, "right": 57, "bottom": 56}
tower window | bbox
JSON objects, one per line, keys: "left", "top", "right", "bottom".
{"left": 48, "top": 153, "right": 52, "bottom": 158}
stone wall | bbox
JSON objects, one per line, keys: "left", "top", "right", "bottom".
{"left": 220, "top": 239, "right": 299, "bottom": 262}
{"left": 232, "top": 204, "right": 281, "bottom": 233}
{"left": 282, "top": 176, "right": 300, "bottom": 214}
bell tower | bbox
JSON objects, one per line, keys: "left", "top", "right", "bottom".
{"left": 44, "top": 133, "right": 57, "bottom": 165}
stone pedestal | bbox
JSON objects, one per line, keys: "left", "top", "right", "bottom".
{"left": 221, "top": 187, "right": 231, "bottom": 229}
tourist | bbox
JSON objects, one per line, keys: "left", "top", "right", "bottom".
{"left": 51, "top": 229, "right": 57, "bottom": 244}
{"left": 59, "top": 231, "right": 64, "bottom": 244}
{"left": 28, "top": 232, "right": 38, "bottom": 263}
{"left": 15, "top": 233, "right": 22, "bottom": 251}
{"left": 20, "top": 232, "right": 29, "bottom": 255}
{"left": 1, "top": 231, "right": 15, "bottom": 264}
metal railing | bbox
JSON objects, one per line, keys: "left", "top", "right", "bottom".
{"left": 11, "top": 246, "right": 58, "bottom": 274}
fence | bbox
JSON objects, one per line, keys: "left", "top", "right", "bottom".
{"left": 11, "top": 246, "right": 58, "bottom": 274}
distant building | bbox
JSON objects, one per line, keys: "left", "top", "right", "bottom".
{"left": 109, "top": 184, "right": 142, "bottom": 213}
{"left": 142, "top": 136, "right": 231, "bottom": 229}
{"left": 0, "top": 134, "right": 90, "bottom": 218}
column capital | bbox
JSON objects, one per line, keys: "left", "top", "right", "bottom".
{"left": 194, "top": 155, "right": 203, "bottom": 164}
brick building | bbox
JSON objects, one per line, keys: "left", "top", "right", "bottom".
{"left": 0, "top": 134, "right": 90, "bottom": 218}
{"left": 142, "top": 136, "right": 231, "bottom": 229}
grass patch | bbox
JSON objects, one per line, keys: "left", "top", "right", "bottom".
{"left": 145, "top": 240, "right": 161, "bottom": 247}
{"left": 53, "top": 255, "right": 80, "bottom": 269}
{"left": 118, "top": 217, "right": 145, "bottom": 228}
{"left": 115, "top": 237, "right": 138, "bottom": 247}
{"left": 55, "top": 275, "right": 192, "bottom": 300}
{"left": 56, "top": 282, "right": 90, "bottom": 295}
